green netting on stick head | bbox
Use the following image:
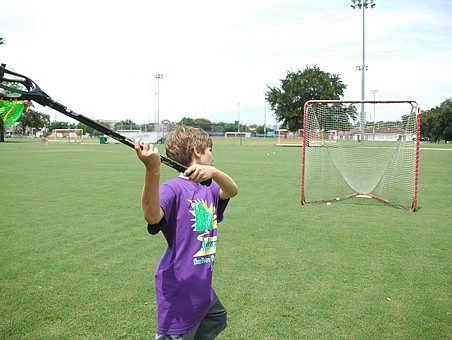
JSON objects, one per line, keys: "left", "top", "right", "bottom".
{"left": 0, "top": 81, "right": 27, "bottom": 127}
{"left": 0, "top": 99, "right": 25, "bottom": 127}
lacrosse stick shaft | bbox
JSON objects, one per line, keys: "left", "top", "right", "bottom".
{"left": 0, "top": 64, "right": 212, "bottom": 185}
{"left": 46, "top": 100, "right": 188, "bottom": 173}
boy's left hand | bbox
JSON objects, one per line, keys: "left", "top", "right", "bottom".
{"left": 184, "top": 164, "right": 214, "bottom": 183}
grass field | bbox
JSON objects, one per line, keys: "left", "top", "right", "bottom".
{"left": 1, "top": 137, "right": 451, "bottom": 339}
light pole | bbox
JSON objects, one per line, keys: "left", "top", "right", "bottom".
{"left": 351, "top": 0, "right": 375, "bottom": 142}
{"left": 370, "top": 89, "right": 378, "bottom": 100}
{"left": 237, "top": 102, "right": 242, "bottom": 145}
{"left": 370, "top": 89, "right": 378, "bottom": 122}
{"left": 155, "top": 74, "right": 163, "bottom": 131}
{"left": 264, "top": 97, "right": 267, "bottom": 136}
{"left": 237, "top": 102, "right": 240, "bottom": 132}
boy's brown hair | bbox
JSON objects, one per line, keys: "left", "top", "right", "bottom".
{"left": 165, "top": 127, "right": 213, "bottom": 167}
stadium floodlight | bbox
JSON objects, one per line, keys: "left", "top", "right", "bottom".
{"left": 351, "top": 0, "right": 376, "bottom": 142}
{"left": 155, "top": 74, "right": 163, "bottom": 131}
{"left": 301, "top": 100, "right": 420, "bottom": 212}
{"left": 351, "top": 0, "right": 375, "bottom": 9}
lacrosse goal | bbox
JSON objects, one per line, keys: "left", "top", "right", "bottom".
{"left": 301, "top": 100, "right": 420, "bottom": 211}
{"left": 52, "top": 128, "right": 83, "bottom": 143}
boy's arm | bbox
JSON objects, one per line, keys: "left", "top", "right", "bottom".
{"left": 184, "top": 165, "right": 238, "bottom": 200}
{"left": 134, "top": 140, "right": 165, "bottom": 225}
{"left": 212, "top": 168, "right": 239, "bottom": 200}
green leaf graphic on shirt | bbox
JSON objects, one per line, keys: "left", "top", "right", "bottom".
{"left": 192, "top": 200, "right": 213, "bottom": 231}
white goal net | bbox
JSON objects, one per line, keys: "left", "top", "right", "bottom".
{"left": 301, "top": 100, "right": 420, "bottom": 211}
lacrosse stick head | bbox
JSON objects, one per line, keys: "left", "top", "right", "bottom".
{"left": 0, "top": 64, "right": 51, "bottom": 106}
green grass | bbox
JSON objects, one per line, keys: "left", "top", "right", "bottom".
{"left": 1, "top": 138, "right": 451, "bottom": 339}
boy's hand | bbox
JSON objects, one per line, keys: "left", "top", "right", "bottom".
{"left": 185, "top": 164, "right": 238, "bottom": 199}
{"left": 134, "top": 139, "right": 161, "bottom": 172}
{"left": 184, "top": 164, "right": 214, "bottom": 184}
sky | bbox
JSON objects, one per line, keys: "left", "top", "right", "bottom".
{"left": 1, "top": 0, "right": 451, "bottom": 126}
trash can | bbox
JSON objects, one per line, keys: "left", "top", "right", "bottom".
{"left": 99, "top": 136, "right": 108, "bottom": 144}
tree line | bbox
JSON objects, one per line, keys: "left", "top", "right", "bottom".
{"left": 421, "top": 99, "right": 452, "bottom": 142}
{"left": 1, "top": 65, "right": 451, "bottom": 142}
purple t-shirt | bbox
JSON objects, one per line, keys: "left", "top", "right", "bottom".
{"left": 148, "top": 177, "right": 229, "bottom": 334}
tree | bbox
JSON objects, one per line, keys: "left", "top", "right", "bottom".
{"left": 266, "top": 65, "right": 347, "bottom": 131}
{"left": 18, "top": 109, "right": 50, "bottom": 136}
{"left": 250, "top": 124, "right": 274, "bottom": 135}
{"left": 75, "top": 122, "right": 102, "bottom": 137}
{"left": 223, "top": 122, "right": 241, "bottom": 133}
{"left": 115, "top": 119, "right": 138, "bottom": 130}
{"left": 193, "top": 118, "right": 212, "bottom": 124}
{"left": 421, "top": 99, "right": 452, "bottom": 142}
{"left": 48, "top": 121, "right": 76, "bottom": 130}
{"left": 179, "top": 117, "right": 212, "bottom": 126}
{"left": 180, "top": 117, "right": 195, "bottom": 126}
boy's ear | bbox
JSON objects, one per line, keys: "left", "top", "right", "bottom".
{"left": 192, "top": 147, "right": 202, "bottom": 160}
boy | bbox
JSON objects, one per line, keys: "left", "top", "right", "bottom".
{"left": 134, "top": 127, "right": 238, "bottom": 339}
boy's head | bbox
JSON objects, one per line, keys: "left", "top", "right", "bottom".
{"left": 165, "top": 127, "right": 213, "bottom": 167}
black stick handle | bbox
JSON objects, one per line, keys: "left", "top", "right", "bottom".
{"left": 46, "top": 100, "right": 211, "bottom": 185}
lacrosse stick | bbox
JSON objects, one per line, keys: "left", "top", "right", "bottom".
{"left": 0, "top": 64, "right": 211, "bottom": 186}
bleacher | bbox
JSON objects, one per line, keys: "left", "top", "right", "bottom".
{"left": 106, "top": 131, "right": 165, "bottom": 144}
